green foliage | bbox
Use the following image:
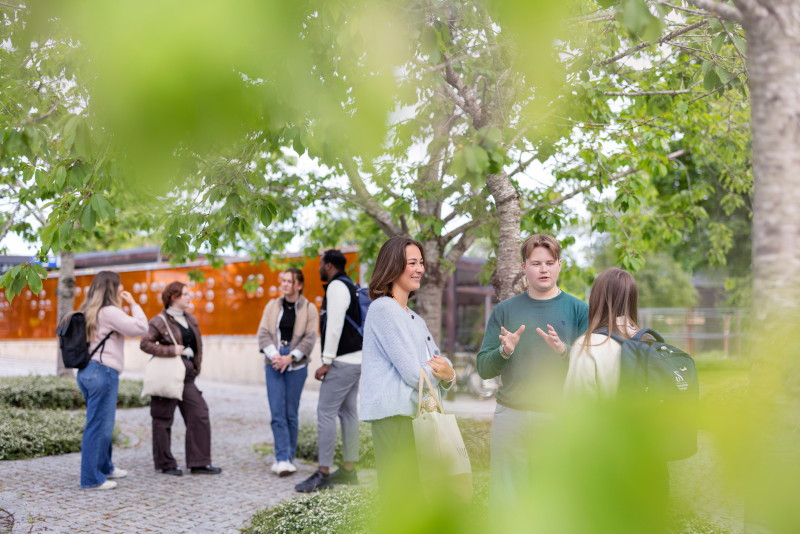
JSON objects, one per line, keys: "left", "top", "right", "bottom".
{"left": 0, "top": 407, "right": 84, "bottom": 460}
{"left": 0, "top": 375, "right": 150, "bottom": 410}
{"left": 292, "top": 422, "right": 375, "bottom": 469}
{"left": 244, "top": 487, "right": 376, "bottom": 534}
{"left": 243, "top": 471, "right": 730, "bottom": 534}
{"left": 592, "top": 237, "right": 699, "bottom": 308}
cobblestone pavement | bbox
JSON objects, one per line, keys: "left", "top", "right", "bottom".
{"left": 0, "top": 359, "right": 494, "bottom": 533}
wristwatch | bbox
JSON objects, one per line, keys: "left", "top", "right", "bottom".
{"left": 499, "top": 346, "right": 513, "bottom": 358}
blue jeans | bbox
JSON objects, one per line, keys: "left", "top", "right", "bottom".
{"left": 265, "top": 356, "right": 307, "bottom": 463}
{"left": 77, "top": 360, "right": 119, "bottom": 488}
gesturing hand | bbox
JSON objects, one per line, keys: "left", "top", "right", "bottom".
{"left": 536, "top": 324, "right": 567, "bottom": 355}
{"left": 120, "top": 291, "right": 135, "bottom": 306}
{"left": 498, "top": 325, "right": 526, "bottom": 358}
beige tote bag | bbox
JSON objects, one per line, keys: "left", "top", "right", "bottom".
{"left": 412, "top": 367, "right": 472, "bottom": 501}
{"left": 141, "top": 315, "right": 186, "bottom": 400}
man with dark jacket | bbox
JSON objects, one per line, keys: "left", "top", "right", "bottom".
{"left": 295, "top": 249, "right": 362, "bottom": 492}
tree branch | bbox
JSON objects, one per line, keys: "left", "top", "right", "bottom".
{"left": 0, "top": 203, "right": 22, "bottom": 242}
{"left": 686, "top": 0, "right": 744, "bottom": 23}
{"left": 341, "top": 158, "right": 402, "bottom": 236}
{"left": 442, "top": 52, "right": 485, "bottom": 129}
{"left": 603, "top": 89, "right": 700, "bottom": 96}
{"left": 445, "top": 227, "right": 478, "bottom": 266}
{"left": 508, "top": 155, "right": 538, "bottom": 178}
{"left": 595, "top": 20, "right": 709, "bottom": 67}
{"left": 442, "top": 219, "right": 483, "bottom": 246}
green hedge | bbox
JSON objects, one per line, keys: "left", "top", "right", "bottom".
{"left": 0, "top": 375, "right": 150, "bottom": 410}
{"left": 0, "top": 407, "right": 84, "bottom": 460}
{"left": 291, "top": 418, "right": 491, "bottom": 471}
{"left": 244, "top": 488, "right": 376, "bottom": 534}
{"left": 244, "top": 473, "right": 730, "bottom": 534}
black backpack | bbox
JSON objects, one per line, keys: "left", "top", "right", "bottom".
{"left": 596, "top": 328, "right": 699, "bottom": 461}
{"left": 56, "top": 312, "right": 114, "bottom": 369}
{"left": 334, "top": 276, "right": 372, "bottom": 337}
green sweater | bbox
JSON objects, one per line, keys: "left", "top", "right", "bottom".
{"left": 477, "top": 290, "right": 588, "bottom": 412}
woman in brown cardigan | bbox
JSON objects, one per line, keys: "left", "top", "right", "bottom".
{"left": 257, "top": 268, "right": 318, "bottom": 477}
{"left": 140, "top": 281, "right": 221, "bottom": 476}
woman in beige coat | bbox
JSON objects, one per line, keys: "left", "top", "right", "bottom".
{"left": 257, "top": 268, "right": 318, "bottom": 476}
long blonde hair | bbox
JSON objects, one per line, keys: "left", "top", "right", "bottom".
{"left": 78, "top": 271, "right": 121, "bottom": 341}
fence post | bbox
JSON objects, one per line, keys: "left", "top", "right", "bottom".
{"left": 723, "top": 313, "right": 732, "bottom": 358}
{"left": 687, "top": 307, "right": 695, "bottom": 355}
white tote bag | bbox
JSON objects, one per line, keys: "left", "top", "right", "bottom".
{"left": 412, "top": 368, "right": 472, "bottom": 500}
{"left": 141, "top": 315, "right": 186, "bottom": 400}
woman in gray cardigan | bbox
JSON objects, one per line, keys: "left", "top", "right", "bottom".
{"left": 359, "top": 236, "right": 455, "bottom": 494}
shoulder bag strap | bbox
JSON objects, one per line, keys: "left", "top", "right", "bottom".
{"left": 417, "top": 367, "right": 445, "bottom": 416}
{"left": 159, "top": 314, "right": 180, "bottom": 348}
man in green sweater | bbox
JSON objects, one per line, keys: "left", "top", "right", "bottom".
{"left": 477, "top": 234, "right": 588, "bottom": 510}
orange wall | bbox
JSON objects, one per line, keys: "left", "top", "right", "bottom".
{"left": 0, "top": 253, "right": 359, "bottom": 339}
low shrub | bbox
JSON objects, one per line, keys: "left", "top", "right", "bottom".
{"left": 294, "top": 422, "right": 375, "bottom": 468}
{"left": 0, "top": 407, "right": 84, "bottom": 460}
{"left": 0, "top": 375, "right": 149, "bottom": 410}
{"left": 244, "top": 472, "right": 730, "bottom": 534}
{"left": 291, "top": 418, "right": 490, "bottom": 471}
{"left": 244, "top": 488, "right": 376, "bottom": 534}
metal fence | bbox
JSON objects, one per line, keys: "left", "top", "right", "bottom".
{"left": 639, "top": 307, "right": 749, "bottom": 357}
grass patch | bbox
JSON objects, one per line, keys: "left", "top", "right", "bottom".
{"left": 0, "top": 375, "right": 150, "bottom": 410}
{"left": 0, "top": 407, "right": 84, "bottom": 460}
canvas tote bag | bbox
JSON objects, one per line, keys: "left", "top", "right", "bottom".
{"left": 412, "top": 367, "right": 472, "bottom": 500}
{"left": 141, "top": 314, "right": 186, "bottom": 400}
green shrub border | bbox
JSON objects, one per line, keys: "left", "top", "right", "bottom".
{"left": 0, "top": 375, "right": 150, "bottom": 410}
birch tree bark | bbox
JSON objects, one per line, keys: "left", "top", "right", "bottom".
{"left": 55, "top": 251, "right": 75, "bottom": 378}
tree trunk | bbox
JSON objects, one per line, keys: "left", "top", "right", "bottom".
{"left": 739, "top": 4, "right": 800, "bottom": 532}
{"left": 487, "top": 171, "right": 522, "bottom": 301}
{"left": 56, "top": 251, "right": 75, "bottom": 378}
{"left": 746, "top": 5, "right": 800, "bottom": 325}
{"left": 415, "top": 239, "right": 445, "bottom": 345}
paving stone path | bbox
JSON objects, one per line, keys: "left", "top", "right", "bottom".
{"left": 0, "top": 359, "right": 494, "bottom": 533}
{"left": 1, "top": 379, "right": 323, "bottom": 533}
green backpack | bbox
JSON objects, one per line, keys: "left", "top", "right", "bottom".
{"left": 597, "top": 328, "right": 699, "bottom": 461}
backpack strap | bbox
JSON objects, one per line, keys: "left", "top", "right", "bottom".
{"left": 631, "top": 328, "right": 664, "bottom": 343}
{"left": 592, "top": 327, "right": 627, "bottom": 345}
{"left": 89, "top": 330, "right": 115, "bottom": 364}
{"left": 332, "top": 275, "right": 363, "bottom": 336}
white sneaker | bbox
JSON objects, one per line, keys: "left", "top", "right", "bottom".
{"left": 277, "top": 461, "right": 297, "bottom": 477}
{"left": 85, "top": 480, "right": 117, "bottom": 490}
{"left": 270, "top": 462, "right": 280, "bottom": 474}
{"left": 107, "top": 468, "right": 128, "bottom": 479}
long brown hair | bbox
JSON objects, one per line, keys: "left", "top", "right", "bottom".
{"left": 78, "top": 271, "right": 121, "bottom": 341}
{"left": 583, "top": 267, "right": 639, "bottom": 349}
{"left": 369, "top": 236, "right": 426, "bottom": 300}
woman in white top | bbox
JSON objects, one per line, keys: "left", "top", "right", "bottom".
{"left": 564, "top": 267, "right": 670, "bottom": 509}
{"left": 564, "top": 267, "right": 640, "bottom": 399}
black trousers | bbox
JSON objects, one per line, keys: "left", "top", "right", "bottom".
{"left": 150, "top": 357, "right": 212, "bottom": 470}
